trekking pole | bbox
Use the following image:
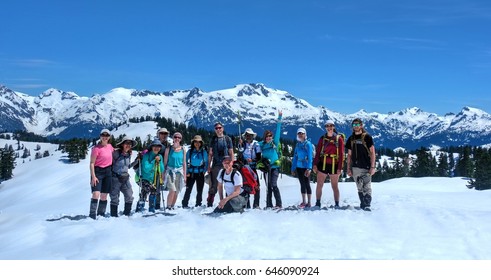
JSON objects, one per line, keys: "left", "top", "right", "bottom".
{"left": 237, "top": 110, "right": 242, "bottom": 138}
{"left": 158, "top": 163, "right": 166, "bottom": 213}
{"left": 137, "top": 158, "right": 145, "bottom": 212}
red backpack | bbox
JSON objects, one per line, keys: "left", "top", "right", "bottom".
{"left": 220, "top": 161, "right": 258, "bottom": 194}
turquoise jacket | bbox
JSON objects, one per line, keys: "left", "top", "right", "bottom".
{"left": 259, "top": 114, "right": 282, "bottom": 169}
{"left": 141, "top": 151, "right": 164, "bottom": 183}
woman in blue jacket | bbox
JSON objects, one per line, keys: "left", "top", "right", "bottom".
{"left": 258, "top": 110, "right": 283, "bottom": 209}
{"left": 182, "top": 135, "right": 208, "bottom": 208}
{"left": 291, "top": 127, "right": 313, "bottom": 208}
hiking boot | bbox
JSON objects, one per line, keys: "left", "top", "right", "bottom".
{"left": 273, "top": 206, "right": 282, "bottom": 210}
{"left": 123, "top": 202, "right": 132, "bottom": 216}
{"left": 97, "top": 200, "right": 107, "bottom": 216}
{"left": 298, "top": 202, "right": 306, "bottom": 209}
{"left": 315, "top": 201, "right": 321, "bottom": 207}
{"left": 305, "top": 203, "right": 311, "bottom": 208}
{"left": 89, "top": 198, "right": 98, "bottom": 219}
{"left": 363, "top": 206, "right": 371, "bottom": 211}
{"left": 110, "top": 205, "right": 118, "bottom": 217}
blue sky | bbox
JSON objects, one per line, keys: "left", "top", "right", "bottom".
{"left": 1, "top": 0, "right": 491, "bottom": 115}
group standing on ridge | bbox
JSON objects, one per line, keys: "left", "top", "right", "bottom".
{"left": 88, "top": 110, "right": 376, "bottom": 219}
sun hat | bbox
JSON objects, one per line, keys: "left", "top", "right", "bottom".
{"left": 148, "top": 139, "right": 163, "bottom": 150}
{"left": 116, "top": 136, "right": 137, "bottom": 148}
{"left": 191, "top": 135, "right": 204, "bottom": 145}
{"left": 242, "top": 128, "right": 257, "bottom": 137}
{"left": 100, "top": 128, "right": 111, "bottom": 135}
{"left": 157, "top": 127, "right": 169, "bottom": 134}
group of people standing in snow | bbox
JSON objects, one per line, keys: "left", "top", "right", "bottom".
{"left": 88, "top": 110, "right": 376, "bottom": 219}
{"left": 291, "top": 117, "right": 376, "bottom": 211}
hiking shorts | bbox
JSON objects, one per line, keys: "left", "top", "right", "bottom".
{"left": 165, "top": 171, "right": 184, "bottom": 193}
{"left": 91, "top": 166, "right": 112, "bottom": 193}
{"left": 316, "top": 162, "right": 339, "bottom": 175}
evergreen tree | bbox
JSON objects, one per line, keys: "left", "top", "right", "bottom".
{"left": 0, "top": 147, "right": 16, "bottom": 180}
{"left": 410, "top": 147, "right": 436, "bottom": 177}
{"left": 437, "top": 153, "right": 449, "bottom": 177}
{"left": 455, "top": 146, "right": 474, "bottom": 178}
{"left": 21, "top": 148, "right": 30, "bottom": 159}
{"left": 467, "top": 148, "right": 491, "bottom": 190}
{"left": 35, "top": 152, "right": 42, "bottom": 160}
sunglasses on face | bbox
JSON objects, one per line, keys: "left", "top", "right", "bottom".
{"left": 352, "top": 123, "right": 361, "bottom": 127}
{"left": 174, "top": 136, "right": 181, "bottom": 139}
{"left": 297, "top": 132, "right": 305, "bottom": 135}
{"left": 123, "top": 142, "right": 132, "bottom": 145}
{"left": 266, "top": 135, "right": 273, "bottom": 138}
{"left": 326, "top": 125, "right": 334, "bottom": 128}
{"left": 100, "top": 134, "right": 110, "bottom": 137}
{"left": 215, "top": 127, "right": 223, "bottom": 130}
{"left": 159, "top": 132, "right": 169, "bottom": 135}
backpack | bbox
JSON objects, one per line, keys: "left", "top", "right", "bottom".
{"left": 211, "top": 135, "right": 232, "bottom": 161}
{"left": 319, "top": 132, "right": 345, "bottom": 173}
{"left": 220, "top": 161, "right": 259, "bottom": 195}
{"left": 350, "top": 132, "right": 370, "bottom": 156}
{"left": 188, "top": 148, "right": 206, "bottom": 172}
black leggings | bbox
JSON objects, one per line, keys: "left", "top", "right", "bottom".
{"left": 296, "top": 168, "right": 312, "bottom": 194}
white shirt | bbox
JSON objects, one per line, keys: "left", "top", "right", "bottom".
{"left": 217, "top": 169, "right": 243, "bottom": 195}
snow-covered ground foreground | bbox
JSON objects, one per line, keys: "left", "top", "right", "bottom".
{"left": 1, "top": 139, "right": 490, "bottom": 261}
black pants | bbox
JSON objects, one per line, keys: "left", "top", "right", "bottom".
{"left": 296, "top": 168, "right": 312, "bottom": 194}
{"left": 182, "top": 172, "right": 205, "bottom": 207}
{"left": 265, "top": 168, "right": 282, "bottom": 208}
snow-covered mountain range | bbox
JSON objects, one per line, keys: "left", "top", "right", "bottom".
{"left": 1, "top": 83, "right": 491, "bottom": 149}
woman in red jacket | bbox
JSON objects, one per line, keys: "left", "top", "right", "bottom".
{"left": 313, "top": 120, "right": 344, "bottom": 208}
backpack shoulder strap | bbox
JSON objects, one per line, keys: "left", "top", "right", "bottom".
{"left": 220, "top": 168, "right": 237, "bottom": 185}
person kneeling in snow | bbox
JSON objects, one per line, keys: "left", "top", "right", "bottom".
{"left": 213, "top": 156, "right": 247, "bottom": 213}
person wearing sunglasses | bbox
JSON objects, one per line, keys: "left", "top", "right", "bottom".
{"left": 313, "top": 120, "right": 344, "bottom": 209}
{"left": 163, "top": 132, "right": 187, "bottom": 210}
{"left": 258, "top": 110, "right": 283, "bottom": 210}
{"left": 182, "top": 135, "right": 208, "bottom": 208}
{"left": 346, "top": 118, "right": 376, "bottom": 211}
{"left": 207, "top": 122, "right": 234, "bottom": 207}
{"left": 89, "top": 129, "right": 115, "bottom": 219}
{"left": 237, "top": 128, "right": 262, "bottom": 209}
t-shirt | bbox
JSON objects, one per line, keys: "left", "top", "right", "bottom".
{"left": 91, "top": 144, "right": 114, "bottom": 168}
{"left": 217, "top": 169, "right": 243, "bottom": 196}
{"left": 210, "top": 136, "right": 233, "bottom": 166}
{"left": 346, "top": 133, "right": 374, "bottom": 169}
